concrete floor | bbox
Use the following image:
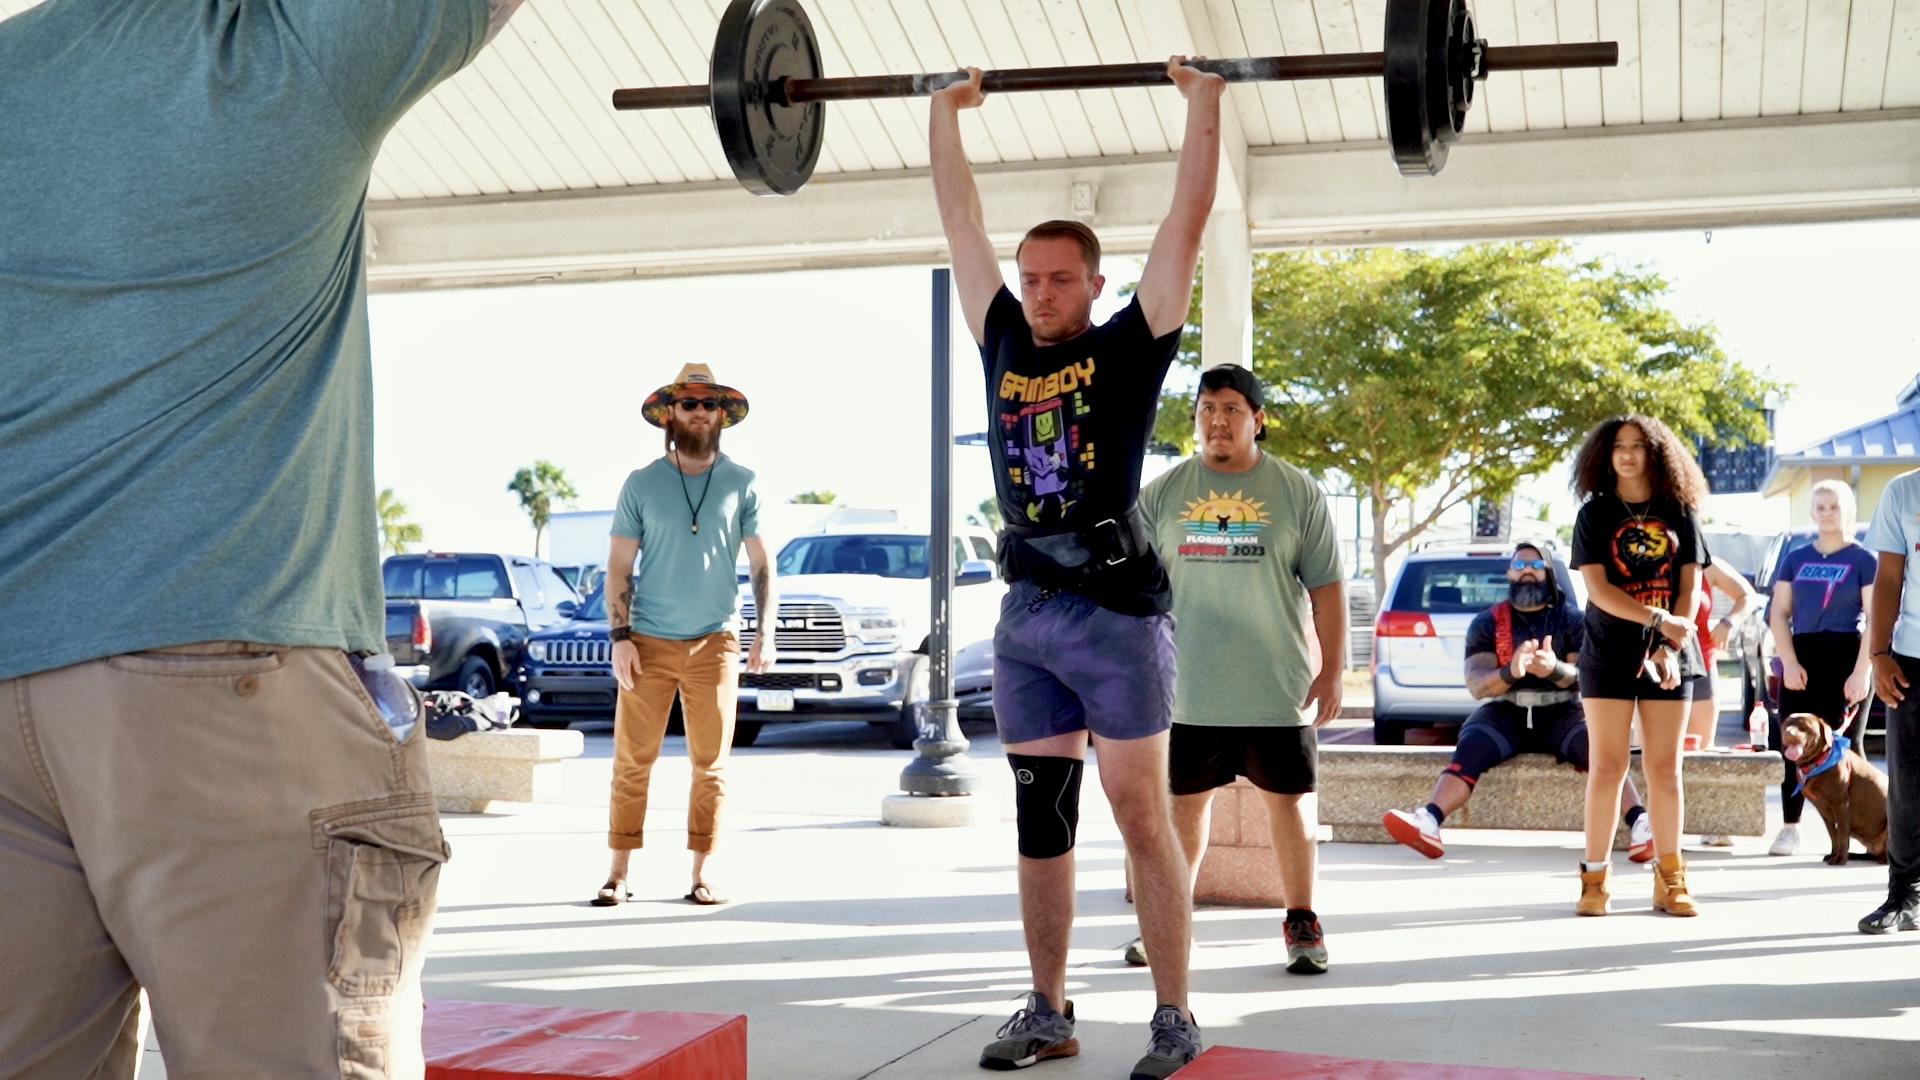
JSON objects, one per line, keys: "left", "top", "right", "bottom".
{"left": 141, "top": 711, "right": 1917, "bottom": 1079}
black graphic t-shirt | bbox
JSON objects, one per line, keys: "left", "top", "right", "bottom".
{"left": 1571, "top": 495, "right": 1708, "bottom": 667}
{"left": 1464, "top": 599, "right": 1585, "bottom": 693}
{"left": 980, "top": 287, "right": 1182, "bottom": 613}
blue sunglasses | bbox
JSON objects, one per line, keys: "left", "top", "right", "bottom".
{"left": 1511, "top": 558, "right": 1548, "bottom": 570}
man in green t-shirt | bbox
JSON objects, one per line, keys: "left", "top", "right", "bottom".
{"left": 1135, "top": 364, "right": 1347, "bottom": 975}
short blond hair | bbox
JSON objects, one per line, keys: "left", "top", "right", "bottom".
{"left": 1809, "top": 479, "right": 1857, "bottom": 529}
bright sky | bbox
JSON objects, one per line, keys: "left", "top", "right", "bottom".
{"left": 369, "top": 218, "right": 1920, "bottom": 561}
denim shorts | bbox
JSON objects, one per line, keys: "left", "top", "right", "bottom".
{"left": 992, "top": 579, "right": 1176, "bottom": 745}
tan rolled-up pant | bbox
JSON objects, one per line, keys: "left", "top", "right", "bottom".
{"left": 609, "top": 631, "right": 740, "bottom": 854}
{"left": 0, "top": 643, "right": 447, "bottom": 1079}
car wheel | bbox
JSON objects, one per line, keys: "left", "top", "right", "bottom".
{"left": 1372, "top": 720, "right": 1407, "bottom": 745}
{"left": 731, "top": 719, "right": 762, "bottom": 747}
{"left": 458, "top": 656, "right": 495, "bottom": 699}
{"left": 889, "top": 657, "right": 929, "bottom": 751}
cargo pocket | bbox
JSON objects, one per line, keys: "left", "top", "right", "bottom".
{"left": 336, "top": 1001, "right": 392, "bottom": 1080}
{"left": 315, "top": 796, "right": 449, "bottom": 1000}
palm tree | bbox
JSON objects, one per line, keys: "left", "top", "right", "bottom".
{"left": 507, "top": 461, "right": 578, "bottom": 558}
{"left": 789, "top": 490, "right": 838, "bottom": 505}
{"left": 376, "top": 488, "right": 424, "bottom": 554}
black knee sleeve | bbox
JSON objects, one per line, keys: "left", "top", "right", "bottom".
{"left": 1447, "top": 725, "right": 1511, "bottom": 784}
{"left": 1009, "top": 754, "right": 1083, "bottom": 859}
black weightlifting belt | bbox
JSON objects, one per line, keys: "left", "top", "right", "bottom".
{"left": 998, "top": 506, "right": 1153, "bottom": 584}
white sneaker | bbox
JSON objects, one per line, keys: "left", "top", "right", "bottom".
{"left": 1627, "top": 814, "right": 1655, "bottom": 863}
{"left": 1770, "top": 824, "right": 1800, "bottom": 856}
{"left": 1699, "top": 834, "right": 1735, "bottom": 847}
{"left": 1383, "top": 807, "right": 1444, "bottom": 858}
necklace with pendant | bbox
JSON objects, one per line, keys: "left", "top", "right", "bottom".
{"left": 1619, "top": 493, "right": 1652, "bottom": 526}
{"left": 676, "top": 450, "right": 715, "bottom": 534}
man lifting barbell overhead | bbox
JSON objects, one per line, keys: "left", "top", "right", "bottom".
{"left": 930, "top": 59, "right": 1217, "bottom": 1080}
{"left": 612, "top": 0, "right": 1618, "bottom": 191}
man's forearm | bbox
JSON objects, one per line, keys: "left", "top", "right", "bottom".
{"left": 608, "top": 575, "right": 632, "bottom": 635}
{"left": 752, "top": 565, "right": 776, "bottom": 649}
{"left": 1465, "top": 653, "right": 1510, "bottom": 699}
{"left": 1168, "top": 86, "right": 1221, "bottom": 231}
{"left": 1309, "top": 582, "right": 1345, "bottom": 679}
{"left": 929, "top": 101, "right": 983, "bottom": 236}
{"left": 1870, "top": 554, "right": 1904, "bottom": 655}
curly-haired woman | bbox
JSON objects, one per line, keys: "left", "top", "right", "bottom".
{"left": 1569, "top": 416, "right": 1709, "bottom": 916}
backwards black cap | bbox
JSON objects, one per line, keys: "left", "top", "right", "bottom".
{"left": 1197, "top": 364, "right": 1267, "bottom": 441}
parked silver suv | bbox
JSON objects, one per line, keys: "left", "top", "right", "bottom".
{"left": 1370, "top": 540, "right": 1583, "bottom": 744}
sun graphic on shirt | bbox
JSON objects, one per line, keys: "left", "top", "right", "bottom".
{"left": 1181, "top": 491, "right": 1272, "bottom": 536}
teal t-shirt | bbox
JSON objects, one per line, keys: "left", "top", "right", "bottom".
{"left": 611, "top": 457, "right": 762, "bottom": 641}
{"left": 1866, "top": 468, "right": 1920, "bottom": 657}
{"left": 0, "top": 0, "right": 489, "bottom": 681}
{"left": 1139, "top": 454, "right": 1345, "bottom": 727}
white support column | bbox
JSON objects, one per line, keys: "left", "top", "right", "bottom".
{"left": 1200, "top": 208, "right": 1252, "bottom": 371}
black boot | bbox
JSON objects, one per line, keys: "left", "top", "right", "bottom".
{"left": 1858, "top": 883, "right": 1920, "bottom": 935}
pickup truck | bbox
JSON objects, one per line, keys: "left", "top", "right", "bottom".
{"left": 381, "top": 552, "right": 582, "bottom": 698}
{"left": 740, "top": 524, "right": 1003, "bottom": 749}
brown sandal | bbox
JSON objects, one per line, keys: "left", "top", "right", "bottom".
{"left": 590, "top": 880, "right": 630, "bottom": 907}
{"left": 684, "top": 883, "right": 728, "bottom": 905}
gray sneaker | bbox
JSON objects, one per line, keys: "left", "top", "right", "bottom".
{"left": 1129, "top": 1003, "right": 1201, "bottom": 1080}
{"left": 979, "top": 992, "right": 1078, "bottom": 1070}
{"left": 1284, "top": 912, "right": 1329, "bottom": 975}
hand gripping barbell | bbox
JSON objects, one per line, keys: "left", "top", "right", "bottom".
{"left": 611, "top": 0, "right": 1617, "bottom": 196}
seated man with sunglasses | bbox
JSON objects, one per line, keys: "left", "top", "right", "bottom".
{"left": 1384, "top": 542, "right": 1651, "bottom": 860}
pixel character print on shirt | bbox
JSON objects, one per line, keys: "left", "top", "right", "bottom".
{"left": 998, "top": 358, "right": 1096, "bottom": 523}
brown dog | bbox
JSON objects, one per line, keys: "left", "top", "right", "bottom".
{"left": 1780, "top": 712, "right": 1889, "bottom": 865}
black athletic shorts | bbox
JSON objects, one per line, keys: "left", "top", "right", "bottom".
{"left": 1169, "top": 723, "right": 1316, "bottom": 796}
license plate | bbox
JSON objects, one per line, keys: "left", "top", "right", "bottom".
{"left": 756, "top": 689, "right": 795, "bottom": 711}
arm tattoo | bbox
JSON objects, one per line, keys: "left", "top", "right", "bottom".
{"left": 608, "top": 576, "right": 632, "bottom": 633}
{"left": 485, "top": 0, "right": 526, "bottom": 45}
{"left": 1464, "top": 652, "right": 1510, "bottom": 700}
{"left": 752, "top": 566, "right": 773, "bottom": 643}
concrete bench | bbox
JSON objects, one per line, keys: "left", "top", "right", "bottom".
{"left": 1195, "top": 745, "right": 1781, "bottom": 907}
{"left": 423, "top": 728, "right": 585, "bottom": 813}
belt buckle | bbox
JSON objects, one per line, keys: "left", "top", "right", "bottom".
{"left": 1091, "top": 517, "right": 1127, "bottom": 566}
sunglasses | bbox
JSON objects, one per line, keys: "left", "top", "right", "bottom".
{"left": 1510, "top": 558, "right": 1548, "bottom": 570}
{"left": 675, "top": 397, "right": 723, "bottom": 411}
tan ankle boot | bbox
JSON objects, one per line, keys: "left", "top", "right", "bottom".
{"left": 1653, "top": 853, "right": 1698, "bottom": 916}
{"left": 1576, "top": 863, "right": 1610, "bottom": 916}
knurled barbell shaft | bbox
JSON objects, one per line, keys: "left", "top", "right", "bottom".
{"left": 611, "top": 42, "right": 1616, "bottom": 111}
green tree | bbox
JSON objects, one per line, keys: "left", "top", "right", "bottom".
{"left": 507, "top": 461, "right": 578, "bottom": 558}
{"left": 975, "top": 496, "right": 1004, "bottom": 531}
{"left": 1155, "top": 242, "right": 1785, "bottom": 585}
{"left": 789, "top": 490, "right": 838, "bottom": 505}
{"left": 376, "top": 487, "right": 423, "bottom": 555}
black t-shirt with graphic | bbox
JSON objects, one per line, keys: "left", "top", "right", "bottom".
{"left": 1464, "top": 598, "right": 1585, "bottom": 693}
{"left": 980, "top": 287, "right": 1181, "bottom": 614}
{"left": 1571, "top": 495, "right": 1709, "bottom": 668}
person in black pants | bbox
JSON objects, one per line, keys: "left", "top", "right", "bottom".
{"left": 1862, "top": 468, "right": 1920, "bottom": 934}
{"left": 1768, "top": 479, "right": 1878, "bottom": 856}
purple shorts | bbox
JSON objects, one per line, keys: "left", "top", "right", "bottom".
{"left": 992, "top": 580, "right": 1177, "bottom": 745}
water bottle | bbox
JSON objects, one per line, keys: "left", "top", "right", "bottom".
{"left": 1746, "top": 704, "right": 1769, "bottom": 751}
{"left": 352, "top": 653, "right": 421, "bottom": 742}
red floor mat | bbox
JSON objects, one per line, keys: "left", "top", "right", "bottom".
{"left": 424, "top": 1000, "right": 746, "bottom": 1080}
{"left": 1176, "top": 1046, "right": 1641, "bottom": 1079}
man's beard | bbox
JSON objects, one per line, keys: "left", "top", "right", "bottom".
{"left": 1510, "top": 579, "right": 1554, "bottom": 609}
{"left": 669, "top": 421, "right": 719, "bottom": 457}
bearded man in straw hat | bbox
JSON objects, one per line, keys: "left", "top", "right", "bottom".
{"left": 594, "top": 363, "right": 774, "bottom": 908}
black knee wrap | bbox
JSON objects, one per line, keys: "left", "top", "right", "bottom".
{"left": 1447, "top": 724, "right": 1512, "bottom": 784}
{"left": 1009, "top": 754, "right": 1083, "bottom": 859}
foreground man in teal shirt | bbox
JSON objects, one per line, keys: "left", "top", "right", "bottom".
{"left": 597, "top": 364, "right": 775, "bottom": 909}
{"left": 0, "top": 1, "right": 521, "bottom": 1075}
{"left": 1137, "top": 364, "right": 1347, "bottom": 976}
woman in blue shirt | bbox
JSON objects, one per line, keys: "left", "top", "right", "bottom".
{"left": 1767, "top": 479, "right": 1877, "bottom": 856}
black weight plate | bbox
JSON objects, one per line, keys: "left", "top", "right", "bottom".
{"left": 710, "top": 0, "right": 825, "bottom": 196}
{"left": 1383, "top": 0, "right": 1445, "bottom": 176}
{"left": 1432, "top": 0, "right": 1475, "bottom": 143}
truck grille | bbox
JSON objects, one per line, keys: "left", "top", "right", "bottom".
{"left": 740, "top": 602, "right": 845, "bottom": 653}
{"left": 740, "top": 672, "right": 821, "bottom": 690}
{"left": 543, "top": 690, "right": 615, "bottom": 707}
{"left": 545, "top": 639, "right": 611, "bottom": 665}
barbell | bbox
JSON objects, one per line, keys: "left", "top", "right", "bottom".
{"left": 610, "top": 0, "right": 1618, "bottom": 196}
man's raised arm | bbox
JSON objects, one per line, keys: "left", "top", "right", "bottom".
{"left": 929, "top": 69, "right": 1003, "bottom": 345}
{"left": 1135, "top": 58, "right": 1225, "bottom": 338}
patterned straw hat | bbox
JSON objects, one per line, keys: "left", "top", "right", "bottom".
{"left": 641, "top": 363, "right": 750, "bottom": 429}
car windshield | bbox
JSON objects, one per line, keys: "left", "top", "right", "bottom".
{"left": 778, "top": 535, "right": 929, "bottom": 579}
{"left": 1390, "top": 558, "right": 1515, "bottom": 614}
